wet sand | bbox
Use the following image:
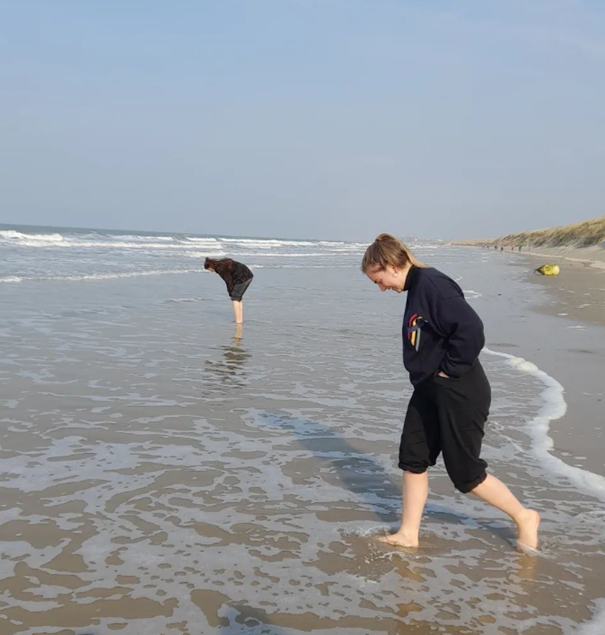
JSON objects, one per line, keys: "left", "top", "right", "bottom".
{"left": 518, "top": 245, "right": 605, "bottom": 269}
{"left": 519, "top": 249, "right": 605, "bottom": 328}
{"left": 511, "top": 251, "right": 605, "bottom": 500}
{"left": 1, "top": 255, "right": 604, "bottom": 634}
{"left": 469, "top": 248, "right": 605, "bottom": 478}
{"left": 452, "top": 242, "right": 605, "bottom": 270}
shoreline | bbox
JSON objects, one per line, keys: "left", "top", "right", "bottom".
{"left": 0, "top": 247, "right": 604, "bottom": 634}
{"left": 492, "top": 250, "right": 605, "bottom": 507}
{"left": 450, "top": 242, "right": 605, "bottom": 329}
{"left": 450, "top": 241, "right": 605, "bottom": 270}
{"left": 512, "top": 245, "right": 605, "bottom": 270}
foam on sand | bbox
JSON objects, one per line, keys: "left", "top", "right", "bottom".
{"left": 485, "top": 347, "right": 605, "bottom": 503}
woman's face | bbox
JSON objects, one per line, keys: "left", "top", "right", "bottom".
{"left": 365, "top": 264, "right": 406, "bottom": 293}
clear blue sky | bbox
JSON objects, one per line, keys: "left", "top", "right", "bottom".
{"left": 1, "top": 0, "right": 604, "bottom": 240}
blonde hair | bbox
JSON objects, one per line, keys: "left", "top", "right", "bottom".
{"left": 361, "top": 233, "right": 426, "bottom": 273}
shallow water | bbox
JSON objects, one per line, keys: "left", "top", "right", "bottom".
{"left": 1, "top": 235, "right": 604, "bottom": 634}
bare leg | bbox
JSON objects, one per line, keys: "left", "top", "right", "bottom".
{"left": 471, "top": 474, "right": 540, "bottom": 550}
{"left": 232, "top": 300, "right": 243, "bottom": 324}
{"left": 377, "top": 471, "right": 428, "bottom": 547}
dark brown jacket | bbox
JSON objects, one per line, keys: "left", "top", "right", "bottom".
{"left": 214, "top": 259, "right": 253, "bottom": 294}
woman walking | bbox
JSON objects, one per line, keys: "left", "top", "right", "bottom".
{"left": 204, "top": 257, "right": 254, "bottom": 324}
{"left": 362, "top": 234, "right": 540, "bottom": 551}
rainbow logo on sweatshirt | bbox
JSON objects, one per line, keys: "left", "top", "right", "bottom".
{"left": 407, "top": 314, "right": 425, "bottom": 352}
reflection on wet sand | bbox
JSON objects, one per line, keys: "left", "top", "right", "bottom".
{"left": 204, "top": 325, "right": 251, "bottom": 386}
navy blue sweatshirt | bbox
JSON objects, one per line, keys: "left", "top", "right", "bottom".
{"left": 403, "top": 266, "right": 485, "bottom": 387}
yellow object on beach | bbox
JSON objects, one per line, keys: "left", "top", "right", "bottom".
{"left": 535, "top": 264, "right": 560, "bottom": 276}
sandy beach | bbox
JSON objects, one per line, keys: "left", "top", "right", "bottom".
{"left": 465, "top": 243, "right": 605, "bottom": 328}
{"left": 522, "top": 250, "right": 605, "bottom": 328}
{"left": 451, "top": 240, "right": 605, "bottom": 265}
{"left": 520, "top": 245, "right": 605, "bottom": 269}
{"left": 1, "top": 232, "right": 604, "bottom": 634}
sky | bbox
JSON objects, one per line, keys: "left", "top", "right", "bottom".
{"left": 1, "top": 0, "right": 604, "bottom": 241}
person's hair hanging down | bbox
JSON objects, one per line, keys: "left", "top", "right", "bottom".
{"left": 203, "top": 257, "right": 254, "bottom": 324}
{"left": 204, "top": 257, "right": 233, "bottom": 273}
{"left": 361, "top": 234, "right": 426, "bottom": 274}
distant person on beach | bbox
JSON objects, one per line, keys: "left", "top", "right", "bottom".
{"left": 362, "top": 234, "right": 540, "bottom": 551}
{"left": 204, "top": 257, "right": 253, "bottom": 324}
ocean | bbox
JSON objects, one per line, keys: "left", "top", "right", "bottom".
{"left": 1, "top": 224, "right": 604, "bottom": 634}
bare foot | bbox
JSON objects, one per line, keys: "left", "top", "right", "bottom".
{"left": 376, "top": 531, "right": 419, "bottom": 548}
{"left": 515, "top": 509, "right": 540, "bottom": 551}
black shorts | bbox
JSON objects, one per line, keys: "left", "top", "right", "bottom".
{"left": 230, "top": 278, "right": 253, "bottom": 301}
{"left": 399, "top": 361, "right": 491, "bottom": 493}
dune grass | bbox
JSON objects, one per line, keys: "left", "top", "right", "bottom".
{"left": 452, "top": 215, "right": 605, "bottom": 248}
{"left": 498, "top": 215, "right": 605, "bottom": 248}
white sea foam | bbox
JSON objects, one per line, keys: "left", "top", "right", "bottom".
{"left": 8, "top": 239, "right": 201, "bottom": 249}
{"left": 5, "top": 269, "right": 200, "bottom": 283}
{"left": 220, "top": 238, "right": 317, "bottom": 247}
{"left": 319, "top": 240, "right": 366, "bottom": 248}
{"left": 485, "top": 347, "right": 605, "bottom": 503}
{"left": 184, "top": 236, "right": 222, "bottom": 245}
{"left": 0, "top": 227, "right": 373, "bottom": 283}
{"left": 50, "top": 269, "right": 200, "bottom": 281}
{"left": 183, "top": 250, "right": 225, "bottom": 258}
{"left": 463, "top": 289, "right": 482, "bottom": 299}
{"left": 573, "top": 599, "right": 605, "bottom": 635}
{"left": 109, "top": 234, "right": 175, "bottom": 242}
{"left": 1, "top": 230, "right": 64, "bottom": 242}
